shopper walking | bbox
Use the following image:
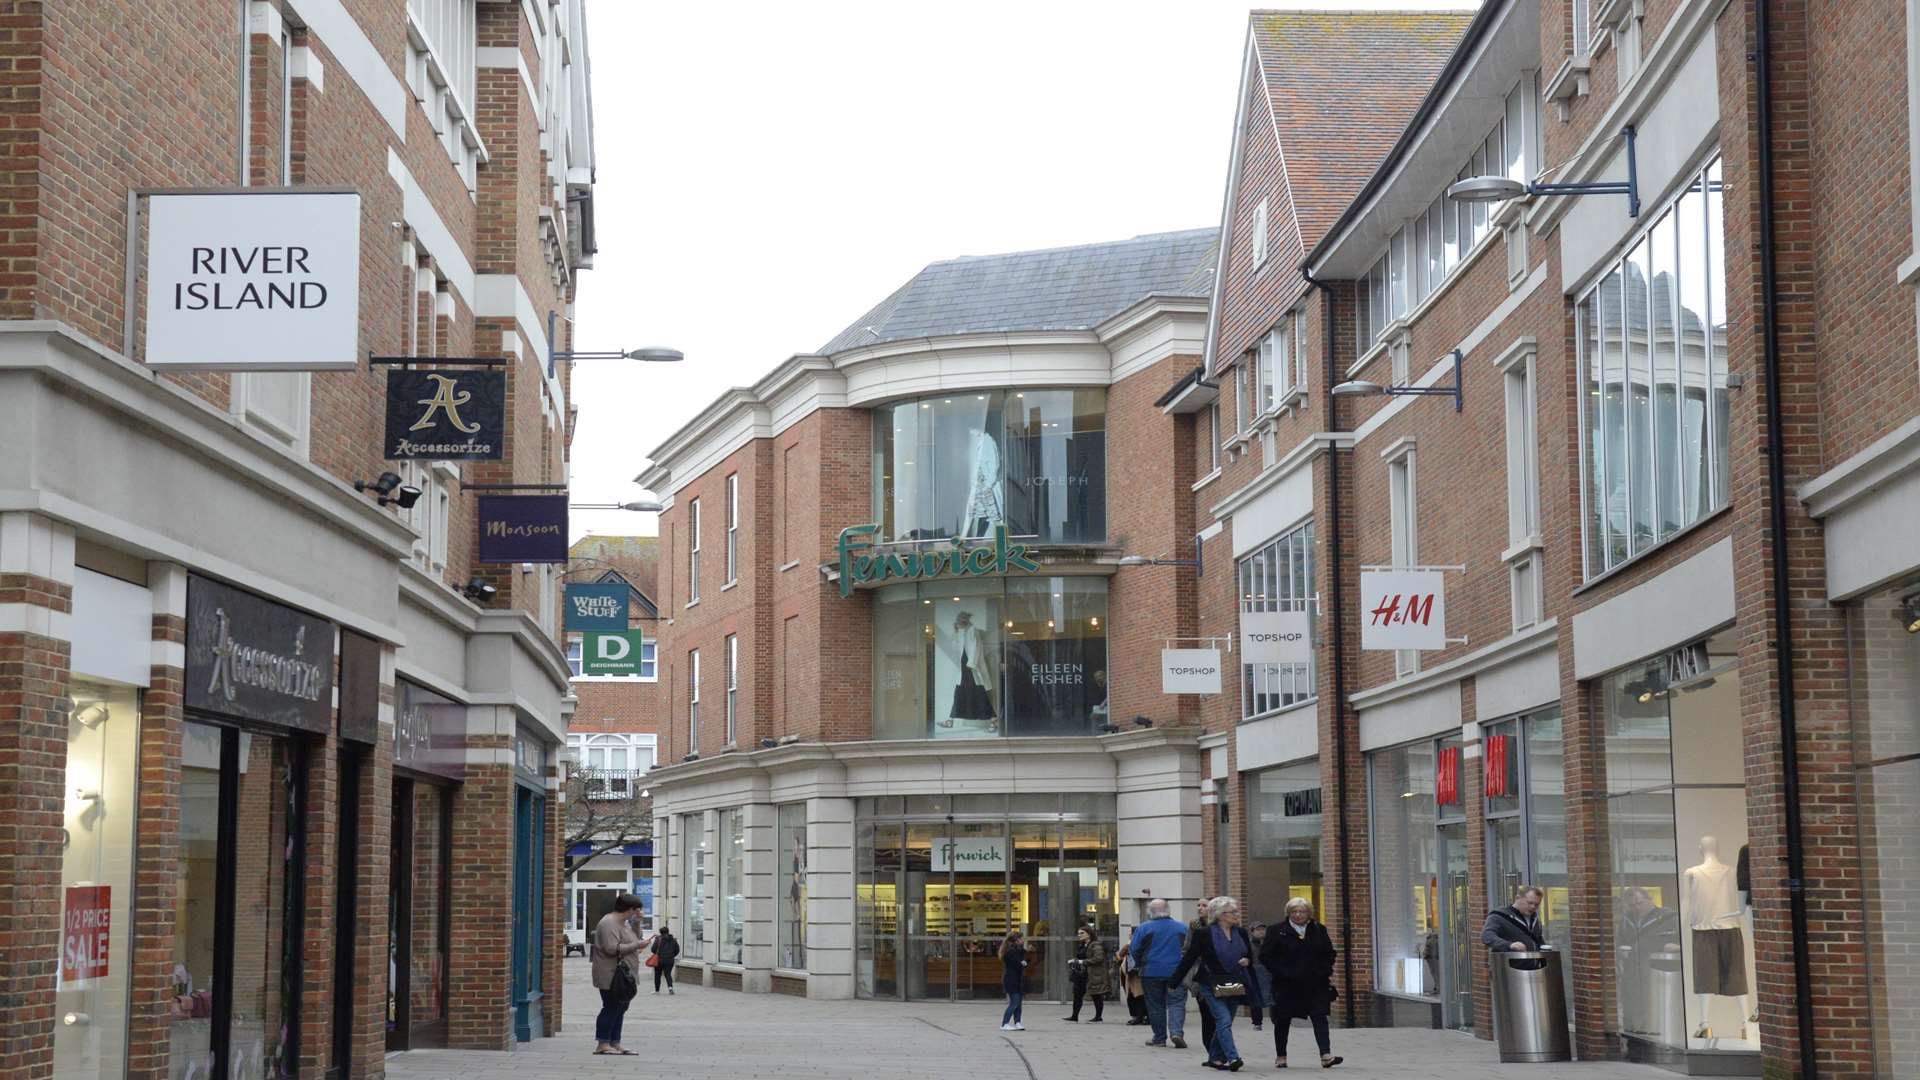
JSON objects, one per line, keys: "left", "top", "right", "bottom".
{"left": 1187, "top": 898, "right": 1215, "bottom": 1054}
{"left": 1245, "top": 923, "right": 1273, "bottom": 1030}
{"left": 1172, "top": 896, "right": 1254, "bottom": 1071}
{"left": 650, "top": 923, "right": 681, "bottom": 994}
{"left": 998, "top": 930, "right": 1030, "bottom": 1030}
{"left": 590, "top": 894, "right": 651, "bottom": 1056}
{"left": 1260, "top": 897, "right": 1342, "bottom": 1069}
{"left": 1064, "top": 925, "right": 1110, "bottom": 1021}
{"left": 1126, "top": 899, "right": 1190, "bottom": 1047}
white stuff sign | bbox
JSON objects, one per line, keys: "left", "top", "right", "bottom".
{"left": 143, "top": 191, "right": 362, "bottom": 371}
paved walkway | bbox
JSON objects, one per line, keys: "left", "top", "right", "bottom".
{"left": 385, "top": 959, "right": 1668, "bottom": 1080}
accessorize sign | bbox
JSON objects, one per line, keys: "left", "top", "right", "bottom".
{"left": 1358, "top": 569, "right": 1448, "bottom": 651}
{"left": 1240, "top": 610, "right": 1312, "bottom": 665}
{"left": 564, "top": 583, "right": 628, "bottom": 631}
{"left": 581, "top": 630, "right": 647, "bottom": 676}
{"left": 1161, "top": 648, "right": 1223, "bottom": 694}
{"left": 61, "top": 885, "right": 111, "bottom": 983}
{"left": 384, "top": 369, "right": 505, "bottom": 459}
{"left": 185, "top": 574, "right": 334, "bottom": 734}
{"left": 931, "top": 836, "right": 1008, "bottom": 873}
{"left": 835, "top": 523, "right": 1040, "bottom": 598}
{"left": 143, "top": 190, "right": 362, "bottom": 371}
{"left": 396, "top": 679, "right": 466, "bottom": 780}
{"left": 477, "top": 495, "right": 568, "bottom": 563}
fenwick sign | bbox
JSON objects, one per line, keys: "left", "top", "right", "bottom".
{"left": 835, "top": 523, "right": 1039, "bottom": 597}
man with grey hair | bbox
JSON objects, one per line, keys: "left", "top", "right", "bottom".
{"left": 1128, "top": 898, "right": 1190, "bottom": 1047}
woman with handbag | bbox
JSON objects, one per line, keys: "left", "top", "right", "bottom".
{"left": 1171, "top": 896, "right": 1254, "bottom": 1071}
{"left": 1258, "top": 897, "right": 1343, "bottom": 1069}
{"left": 591, "top": 894, "right": 652, "bottom": 1056}
{"left": 1063, "top": 925, "right": 1110, "bottom": 1021}
{"left": 650, "top": 924, "right": 681, "bottom": 994}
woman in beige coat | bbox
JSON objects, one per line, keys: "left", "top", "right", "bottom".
{"left": 591, "top": 894, "right": 653, "bottom": 1055}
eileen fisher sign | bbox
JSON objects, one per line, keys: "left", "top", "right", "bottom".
{"left": 835, "top": 523, "right": 1039, "bottom": 597}
{"left": 142, "top": 190, "right": 362, "bottom": 371}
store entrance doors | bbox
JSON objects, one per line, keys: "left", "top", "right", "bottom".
{"left": 1437, "top": 821, "right": 1474, "bottom": 1032}
{"left": 511, "top": 785, "right": 547, "bottom": 1041}
{"left": 386, "top": 776, "right": 453, "bottom": 1051}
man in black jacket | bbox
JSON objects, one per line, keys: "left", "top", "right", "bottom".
{"left": 1481, "top": 885, "right": 1548, "bottom": 952}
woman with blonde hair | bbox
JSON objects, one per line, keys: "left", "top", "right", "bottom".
{"left": 1259, "top": 897, "right": 1342, "bottom": 1069}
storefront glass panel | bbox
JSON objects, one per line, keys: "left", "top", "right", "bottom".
{"left": 683, "top": 814, "right": 707, "bottom": 953}
{"left": 1369, "top": 741, "right": 1437, "bottom": 1000}
{"left": 1603, "top": 631, "right": 1755, "bottom": 1060}
{"left": 56, "top": 679, "right": 140, "bottom": 1080}
{"left": 1245, "top": 759, "right": 1322, "bottom": 925}
{"left": 719, "top": 808, "right": 745, "bottom": 964}
{"left": 171, "top": 724, "right": 223, "bottom": 1079}
{"left": 776, "top": 804, "right": 807, "bottom": 969}
{"left": 1851, "top": 585, "right": 1920, "bottom": 1079}
{"left": 872, "top": 388, "right": 1106, "bottom": 545}
{"left": 872, "top": 577, "right": 1108, "bottom": 739}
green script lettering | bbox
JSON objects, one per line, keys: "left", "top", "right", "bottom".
{"left": 835, "top": 523, "right": 1040, "bottom": 596}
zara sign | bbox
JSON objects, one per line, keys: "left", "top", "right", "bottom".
{"left": 141, "top": 190, "right": 362, "bottom": 371}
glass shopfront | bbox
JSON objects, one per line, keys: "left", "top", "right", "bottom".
{"left": 388, "top": 680, "right": 462, "bottom": 1052}
{"left": 777, "top": 804, "right": 808, "bottom": 969}
{"left": 1245, "top": 759, "right": 1322, "bottom": 925}
{"left": 855, "top": 794, "right": 1118, "bottom": 1001}
{"left": 1851, "top": 584, "right": 1920, "bottom": 1079}
{"left": 873, "top": 389, "right": 1106, "bottom": 545}
{"left": 1369, "top": 734, "right": 1473, "bottom": 1031}
{"left": 56, "top": 678, "right": 140, "bottom": 1080}
{"left": 510, "top": 732, "right": 550, "bottom": 1043}
{"left": 872, "top": 577, "right": 1109, "bottom": 739}
{"left": 1483, "top": 707, "right": 1572, "bottom": 1008}
{"left": 1602, "top": 630, "right": 1758, "bottom": 1063}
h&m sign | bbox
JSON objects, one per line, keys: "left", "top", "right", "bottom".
{"left": 384, "top": 369, "right": 505, "bottom": 460}
{"left": 141, "top": 190, "right": 362, "bottom": 371}
{"left": 834, "top": 523, "right": 1039, "bottom": 598}
{"left": 1358, "top": 569, "right": 1448, "bottom": 651}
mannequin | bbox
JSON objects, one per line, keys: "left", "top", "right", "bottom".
{"left": 962, "top": 430, "right": 1003, "bottom": 538}
{"left": 1683, "top": 836, "right": 1750, "bottom": 1040}
{"left": 941, "top": 610, "right": 998, "bottom": 732}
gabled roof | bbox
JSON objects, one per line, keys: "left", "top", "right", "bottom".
{"left": 568, "top": 535, "right": 659, "bottom": 611}
{"left": 1251, "top": 9, "right": 1473, "bottom": 253}
{"left": 818, "top": 229, "right": 1217, "bottom": 355}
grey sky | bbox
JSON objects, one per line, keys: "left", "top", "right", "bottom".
{"left": 568, "top": 0, "right": 1476, "bottom": 542}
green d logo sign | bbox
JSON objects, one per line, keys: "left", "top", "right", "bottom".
{"left": 581, "top": 630, "right": 646, "bottom": 676}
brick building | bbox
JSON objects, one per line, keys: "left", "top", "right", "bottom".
{"left": 0, "top": 2, "right": 600, "bottom": 1077}
{"left": 562, "top": 536, "right": 665, "bottom": 942}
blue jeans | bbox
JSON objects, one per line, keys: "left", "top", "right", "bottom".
{"left": 1001, "top": 992, "right": 1024, "bottom": 1026}
{"left": 1143, "top": 976, "right": 1171, "bottom": 1042}
{"left": 595, "top": 988, "right": 628, "bottom": 1044}
{"left": 1167, "top": 981, "right": 1187, "bottom": 1037}
{"left": 1195, "top": 984, "right": 1240, "bottom": 1063}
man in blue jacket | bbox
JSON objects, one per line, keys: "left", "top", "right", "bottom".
{"left": 1127, "top": 899, "right": 1191, "bottom": 1047}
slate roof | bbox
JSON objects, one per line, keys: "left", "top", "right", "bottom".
{"left": 819, "top": 229, "right": 1218, "bottom": 355}
{"left": 1251, "top": 9, "right": 1474, "bottom": 253}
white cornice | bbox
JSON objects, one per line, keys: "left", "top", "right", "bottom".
{"left": 1209, "top": 431, "right": 1352, "bottom": 520}
{"left": 1348, "top": 618, "right": 1559, "bottom": 713}
{"left": 1800, "top": 415, "right": 1920, "bottom": 520}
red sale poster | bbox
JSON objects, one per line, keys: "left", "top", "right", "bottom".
{"left": 62, "top": 885, "right": 111, "bottom": 982}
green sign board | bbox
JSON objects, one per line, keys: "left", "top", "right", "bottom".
{"left": 580, "top": 629, "right": 647, "bottom": 676}
{"left": 835, "top": 523, "right": 1039, "bottom": 598}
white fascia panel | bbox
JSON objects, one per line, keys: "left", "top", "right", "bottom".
{"left": 477, "top": 45, "right": 539, "bottom": 107}
{"left": 289, "top": 0, "right": 409, "bottom": 136}
{"left": 387, "top": 148, "right": 475, "bottom": 304}
{"left": 1572, "top": 535, "right": 1734, "bottom": 679}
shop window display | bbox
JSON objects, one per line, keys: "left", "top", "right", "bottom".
{"left": 719, "top": 808, "right": 745, "bottom": 964}
{"left": 1245, "top": 760, "right": 1323, "bottom": 924}
{"left": 777, "top": 804, "right": 808, "bottom": 969}
{"left": 1851, "top": 585, "right": 1920, "bottom": 1078}
{"left": 1368, "top": 741, "right": 1437, "bottom": 999}
{"left": 872, "top": 576, "right": 1108, "bottom": 739}
{"left": 55, "top": 679, "right": 140, "bottom": 1080}
{"left": 683, "top": 814, "right": 707, "bottom": 951}
{"left": 1603, "top": 631, "right": 1757, "bottom": 1057}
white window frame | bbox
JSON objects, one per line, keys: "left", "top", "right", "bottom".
{"left": 1208, "top": 402, "right": 1222, "bottom": 472}
{"left": 1293, "top": 306, "right": 1310, "bottom": 397}
{"left": 1238, "top": 520, "right": 1317, "bottom": 721}
{"left": 725, "top": 473, "right": 739, "bottom": 585}
{"left": 405, "top": 0, "right": 483, "bottom": 192}
{"left": 1251, "top": 198, "right": 1270, "bottom": 267}
{"left": 688, "top": 649, "right": 701, "bottom": 753}
{"left": 725, "top": 634, "right": 738, "bottom": 745}
{"left": 566, "top": 635, "right": 583, "bottom": 677}
{"left": 687, "top": 498, "right": 702, "bottom": 605}
{"left": 1501, "top": 343, "right": 1544, "bottom": 631}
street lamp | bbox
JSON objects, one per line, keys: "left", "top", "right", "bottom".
{"left": 553, "top": 346, "right": 686, "bottom": 363}
{"left": 1448, "top": 125, "right": 1642, "bottom": 218}
{"left": 1333, "top": 349, "right": 1464, "bottom": 412}
{"left": 1116, "top": 534, "right": 1205, "bottom": 577}
{"left": 569, "top": 500, "right": 665, "bottom": 512}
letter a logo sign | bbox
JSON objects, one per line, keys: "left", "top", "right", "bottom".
{"left": 411, "top": 373, "right": 479, "bottom": 433}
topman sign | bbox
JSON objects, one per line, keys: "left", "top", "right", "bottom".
{"left": 835, "top": 523, "right": 1039, "bottom": 597}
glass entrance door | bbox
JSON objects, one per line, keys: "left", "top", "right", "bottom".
{"left": 1437, "top": 821, "right": 1474, "bottom": 1031}
{"left": 511, "top": 786, "right": 546, "bottom": 1042}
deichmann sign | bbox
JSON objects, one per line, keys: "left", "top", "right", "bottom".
{"left": 185, "top": 574, "right": 334, "bottom": 734}
{"left": 477, "top": 495, "right": 569, "bottom": 563}
{"left": 581, "top": 630, "right": 647, "bottom": 676}
{"left": 1358, "top": 569, "right": 1448, "bottom": 651}
{"left": 1161, "top": 648, "right": 1223, "bottom": 694}
{"left": 1240, "top": 610, "right": 1312, "bottom": 665}
{"left": 142, "top": 190, "right": 362, "bottom": 371}
{"left": 834, "top": 523, "right": 1040, "bottom": 598}
{"left": 564, "top": 582, "right": 628, "bottom": 632}
{"left": 931, "top": 836, "right": 1008, "bottom": 873}
{"left": 384, "top": 369, "right": 505, "bottom": 460}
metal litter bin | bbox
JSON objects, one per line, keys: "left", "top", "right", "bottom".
{"left": 1489, "top": 950, "right": 1572, "bottom": 1063}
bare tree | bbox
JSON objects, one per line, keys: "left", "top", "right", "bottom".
{"left": 563, "top": 762, "right": 654, "bottom": 879}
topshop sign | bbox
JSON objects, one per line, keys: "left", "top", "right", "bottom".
{"left": 140, "top": 189, "right": 363, "bottom": 371}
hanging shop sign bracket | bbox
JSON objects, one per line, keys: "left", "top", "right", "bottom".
{"left": 1160, "top": 634, "right": 1234, "bottom": 655}
{"left": 368, "top": 354, "right": 511, "bottom": 367}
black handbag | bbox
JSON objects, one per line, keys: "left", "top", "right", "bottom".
{"left": 610, "top": 958, "right": 638, "bottom": 1002}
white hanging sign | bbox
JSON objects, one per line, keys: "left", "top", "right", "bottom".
{"left": 1359, "top": 569, "right": 1447, "bottom": 650}
{"left": 1240, "top": 610, "right": 1312, "bottom": 665}
{"left": 1161, "top": 648, "right": 1224, "bottom": 694}
{"left": 143, "top": 190, "right": 363, "bottom": 371}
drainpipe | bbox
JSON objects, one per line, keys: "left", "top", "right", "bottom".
{"left": 1301, "top": 264, "right": 1356, "bottom": 1028}
{"left": 1753, "top": 2, "right": 1819, "bottom": 1076}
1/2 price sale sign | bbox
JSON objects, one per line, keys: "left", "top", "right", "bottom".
{"left": 62, "top": 885, "right": 111, "bottom": 982}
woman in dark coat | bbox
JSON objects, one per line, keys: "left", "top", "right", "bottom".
{"left": 1258, "top": 898, "right": 1342, "bottom": 1069}
{"left": 650, "top": 924, "right": 681, "bottom": 994}
{"left": 1064, "top": 925, "right": 1111, "bottom": 1022}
